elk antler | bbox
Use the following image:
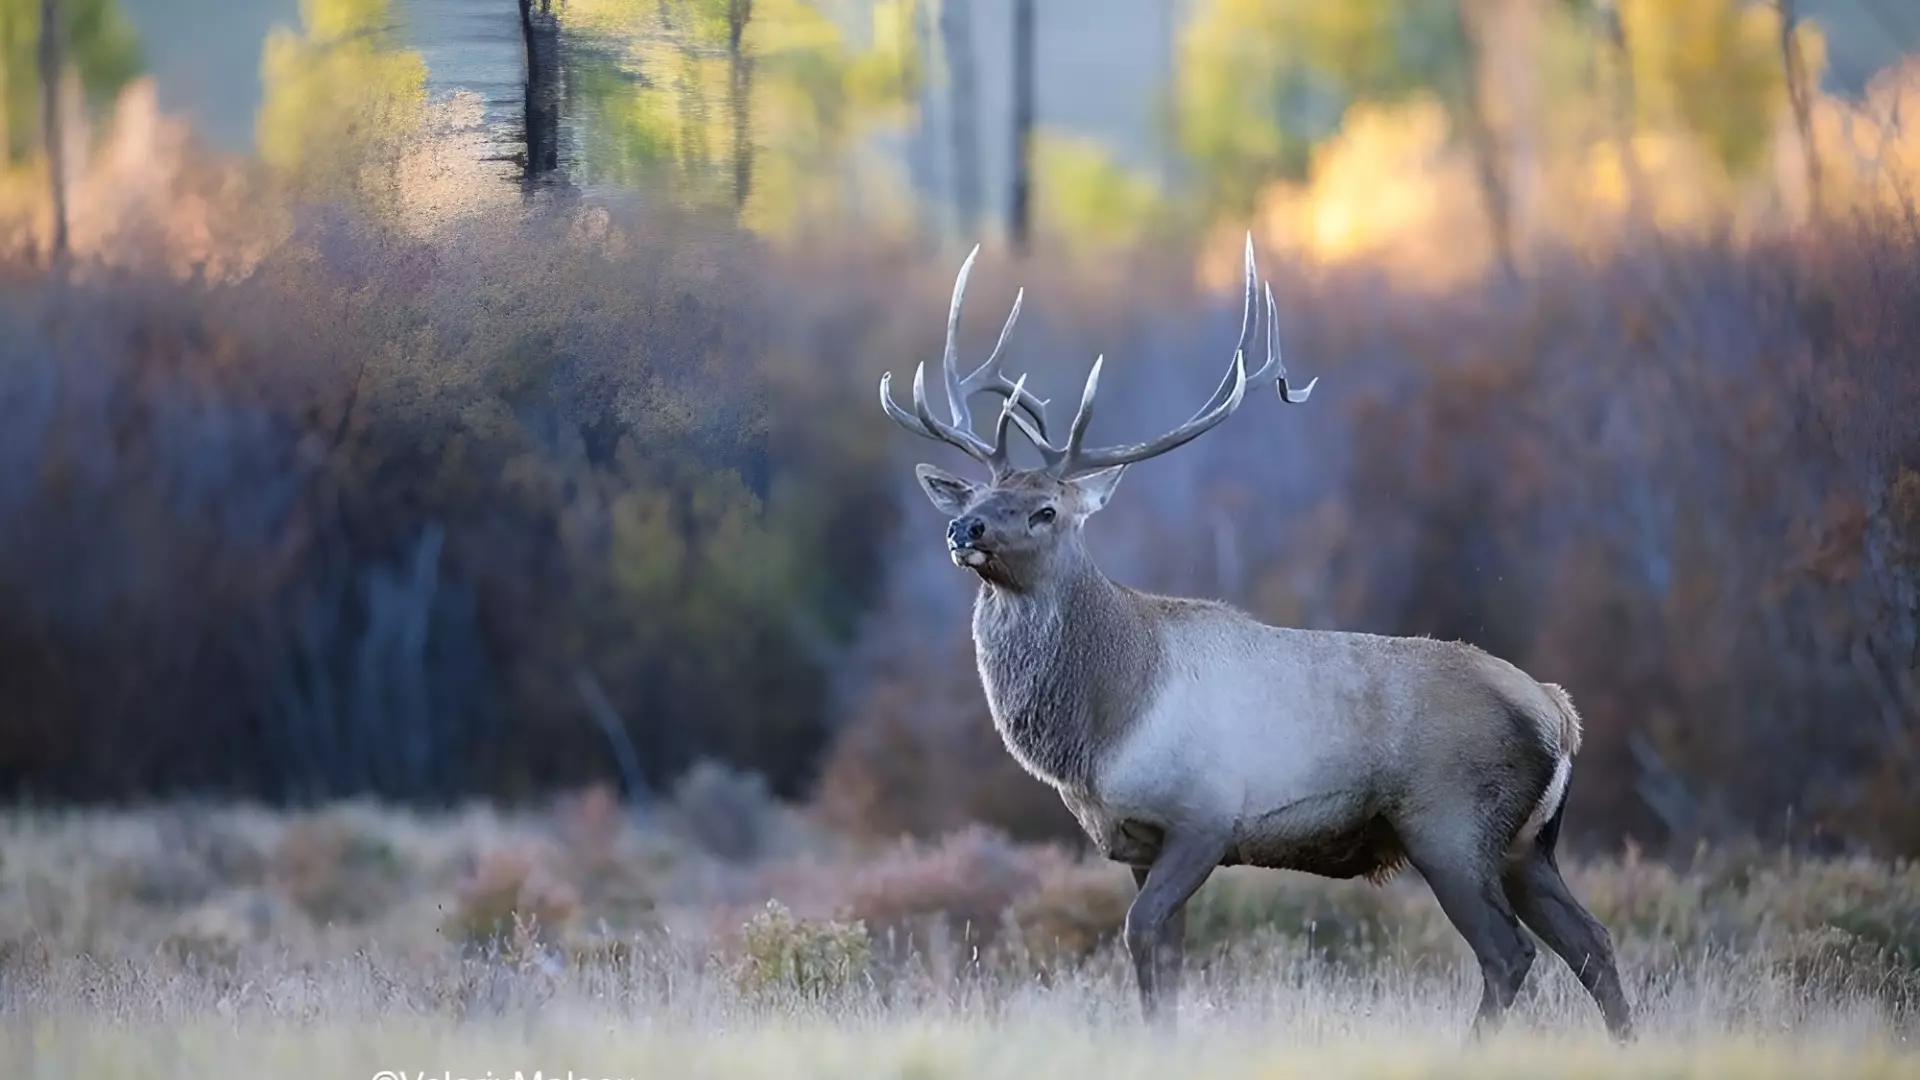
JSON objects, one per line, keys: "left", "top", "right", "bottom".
{"left": 997, "top": 232, "right": 1316, "bottom": 480}
{"left": 878, "top": 244, "right": 1053, "bottom": 477}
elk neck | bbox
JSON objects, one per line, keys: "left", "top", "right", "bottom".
{"left": 969, "top": 535, "right": 1166, "bottom": 793}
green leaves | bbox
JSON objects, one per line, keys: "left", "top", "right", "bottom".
{"left": 0, "top": 0, "right": 143, "bottom": 167}
{"left": 255, "top": 0, "right": 428, "bottom": 212}
{"left": 564, "top": 0, "right": 924, "bottom": 237}
{"left": 1172, "top": 0, "right": 1812, "bottom": 225}
{"left": 1174, "top": 0, "right": 1477, "bottom": 216}
{"left": 1615, "top": 0, "right": 1792, "bottom": 178}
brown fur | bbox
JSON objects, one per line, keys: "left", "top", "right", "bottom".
{"left": 971, "top": 553, "right": 1166, "bottom": 791}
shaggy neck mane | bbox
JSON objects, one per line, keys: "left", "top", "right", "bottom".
{"left": 970, "top": 536, "right": 1164, "bottom": 792}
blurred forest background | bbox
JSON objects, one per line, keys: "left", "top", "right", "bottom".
{"left": 1, "top": 0, "right": 1917, "bottom": 861}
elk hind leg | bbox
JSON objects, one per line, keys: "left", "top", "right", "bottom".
{"left": 1502, "top": 798, "right": 1634, "bottom": 1040}
{"left": 1405, "top": 832, "right": 1536, "bottom": 1037}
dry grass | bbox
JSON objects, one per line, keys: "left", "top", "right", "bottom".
{"left": 0, "top": 797, "right": 1914, "bottom": 1078}
{"left": 3, "top": 1010, "right": 1913, "bottom": 1080}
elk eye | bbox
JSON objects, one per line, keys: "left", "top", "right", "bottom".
{"left": 1030, "top": 506, "right": 1056, "bottom": 527}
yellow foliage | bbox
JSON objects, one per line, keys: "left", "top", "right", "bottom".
{"left": 1031, "top": 132, "right": 1165, "bottom": 254}
{"left": 1, "top": 0, "right": 144, "bottom": 169}
{"left": 1569, "top": 129, "right": 1734, "bottom": 236}
{"left": 1174, "top": 0, "right": 1300, "bottom": 180}
{"left": 255, "top": 0, "right": 428, "bottom": 212}
{"left": 1173, "top": 0, "right": 1413, "bottom": 213}
{"left": 564, "top": 0, "right": 920, "bottom": 241}
{"left": 1231, "top": 97, "right": 1494, "bottom": 292}
{"left": 1189, "top": 1, "right": 1917, "bottom": 293}
{"left": 1616, "top": 0, "right": 1792, "bottom": 177}
{"left": 1805, "top": 57, "right": 1920, "bottom": 220}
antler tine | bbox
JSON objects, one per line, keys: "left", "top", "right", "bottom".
{"left": 878, "top": 370, "right": 945, "bottom": 444}
{"left": 1017, "top": 234, "right": 1257, "bottom": 473}
{"left": 1037, "top": 351, "right": 1249, "bottom": 478}
{"left": 940, "top": 246, "right": 979, "bottom": 431}
{"left": 873, "top": 363, "right": 996, "bottom": 467}
{"left": 1024, "top": 231, "right": 1313, "bottom": 480}
{"left": 944, "top": 246, "right": 1052, "bottom": 439}
{"left": 985, "top": 372, "right": 1032, "bottom": 474}
{"left": 960, "top": 285, "right": 1052, "bottom": 438}
{"left": 1180, "top": 231, "right": 1264, "bottom": 428}
{"left": 1070, "top": 354, "right": 1103, "bottom": 450}
{"left": 876, "top": 244, "right": 1051, "bottom": 473}
{"left": 910, "top": 362, "right": 993, "bottom": 458}
{"left": 1262, "top": 282, "right": 1317, "bottom": 405}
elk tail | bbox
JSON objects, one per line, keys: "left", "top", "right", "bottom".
{"left": 1540, "top": 682, "right": 1583, "bottom": 758}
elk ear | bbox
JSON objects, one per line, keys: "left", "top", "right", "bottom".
{"left": 1072, "top": 465, "right": 1127, "bottom": 513}
{"left": 915, "top": 463, "right": 978, "bottom": 517}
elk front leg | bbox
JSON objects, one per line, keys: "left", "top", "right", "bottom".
{"left": 1125, "top": 829, "right": 1228, "bottom": 1025}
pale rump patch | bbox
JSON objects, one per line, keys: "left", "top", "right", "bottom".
{"left": 1515, "top": 755, "right": 1570, "bottom": 853}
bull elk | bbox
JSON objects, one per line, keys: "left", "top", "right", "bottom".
{"left": 876, "top": 237, "right": 1634, "bottom": 1040}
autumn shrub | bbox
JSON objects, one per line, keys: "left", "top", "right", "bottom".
{"left": 547, "top": 784, "right": 662, "bottom": 936}
{"left": 550, "top": 784, "right": 630, "bottom": 868}
{"left": 838, "top": 825, "right": 1058, "bottom": 964}
{"left": 662, "top": 759, "right": 790, "bottom": 863}
{"left": 733, "top": 899, "right": 872, "bottom": 1002}
{"left": 1004, "top": 860, "right": 1133, "bottom": 968}
{"left": 267, "top": 814, "right": 409, "bottom": 925}
{"left": 811, "top": 636, "right": 1082, "bottom": 848}
{"left": 158, "top": 888, "right": 306, "bottom": 974}
{"left": 447, "top": 842, "right": 583, "bottom": 951}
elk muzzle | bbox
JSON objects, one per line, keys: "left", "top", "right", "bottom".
{"left": 946, "top": 516, "right": 991, "bottom": 568}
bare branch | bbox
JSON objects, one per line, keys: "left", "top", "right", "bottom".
{"left": 573, "top": 667, "right": 653, "bottom": 817}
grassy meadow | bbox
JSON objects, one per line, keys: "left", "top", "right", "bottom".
{"left": 0, "top": 779, "right": 1914, "bottom": 1079}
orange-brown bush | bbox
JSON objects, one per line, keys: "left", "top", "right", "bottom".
{"left": 812, "top": 637, "right": 1080, "bottom": 846}
{"left": 839, "top": 825, "right": 1059, "bottom": 959}
{"left": 448, "top": 841, "right": 583, "bottom": 950}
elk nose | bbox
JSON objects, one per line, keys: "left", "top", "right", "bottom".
{"left": 948, "top": 517, "right": 986, "bottom": 545}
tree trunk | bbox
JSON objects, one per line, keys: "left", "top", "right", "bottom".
{"left": 1777, "top": 0, "right": 1823, "bottom": 220}
{"left": 728, "top": 0, "right": 755, "bottom": 213}
{"left": 939, "top": 0, "right": 981, "bottom": 239}
{"left": 1454, "top": 0, "right": 1515, "bottom": 280}
{"left": 1486, "top": 0, "right": 1542, "bottom": 258}
{"left": 519, "top": 0, "right": 562, "bottom": 190}
{"left": 38, "top": 0, "right": 67, "bottom": 263}
{"left": 1597, "top": 0, "right": 1648, "bottom": 226}
{"left": 1009, "top": 0, "right": 1034, "bottom": 253}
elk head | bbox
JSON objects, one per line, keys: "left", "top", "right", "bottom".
{"left": 879, "top": 236, "right": 1315, "bottom": 591}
